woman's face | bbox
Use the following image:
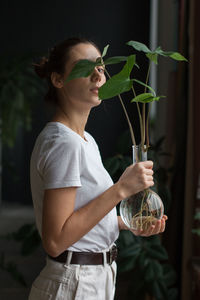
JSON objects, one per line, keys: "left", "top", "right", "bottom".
{"left": 60, "top": 43, "right": 106, "bottom": 110}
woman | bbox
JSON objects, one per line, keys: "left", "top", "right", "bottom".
{"left": 29, "top": 37, "right": 167, "bottom": 300}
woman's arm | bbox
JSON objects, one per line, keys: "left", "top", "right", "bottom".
{"left": 42, "top": 161, "right": 154, "bottom": 257}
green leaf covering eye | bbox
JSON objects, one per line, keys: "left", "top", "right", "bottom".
{"left": 103, "top": 56, "right": 128, "bottom": 65}
{"left": 66, "top": 59, "right": 98, "bottom": 82}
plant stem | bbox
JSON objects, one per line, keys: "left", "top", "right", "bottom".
{"left": 146, "top": 103, "right": 152, "bottom": 149}
{"left": 132, "top": 86, "right": 143, "bottom": 145}
{"left": 144, "top": 63, "right": 151, "bottom": 93}
{"left": 105, "top": 68, "right": 136, "bottom": 147}
{"left": 142, "top": 62, "right": 151, "bottom": 151}
{"left": 142, "top": 103, "right": 146, "bottom": 150}
{"left": 118, "top": 94, "right": 136, "bottom": 146}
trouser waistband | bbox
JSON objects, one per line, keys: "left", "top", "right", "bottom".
{"left": 48, "top": 245, "right": 118, "bottom": 265}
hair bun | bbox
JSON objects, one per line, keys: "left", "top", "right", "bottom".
{"left": 34, "top": 57, "right": 49, "bottom": 78}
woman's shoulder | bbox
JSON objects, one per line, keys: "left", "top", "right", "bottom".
{"left": 34, "top": 122, "right": 82, "bottom": 153}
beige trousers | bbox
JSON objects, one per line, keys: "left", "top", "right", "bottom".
{"left": 28, "top": 255, "right": 117, "bottom": 300}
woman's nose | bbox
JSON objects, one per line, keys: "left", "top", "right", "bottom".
{"left": 91, "top": 68, "right": 101, "bottom": 82}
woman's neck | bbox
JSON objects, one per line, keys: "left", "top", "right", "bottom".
{"left": 51, "top": 105, "right": 89, "bottom": 139}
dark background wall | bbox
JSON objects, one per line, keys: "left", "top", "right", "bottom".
{"left": 0, "top": 0, "right": 150, "bottom": 204}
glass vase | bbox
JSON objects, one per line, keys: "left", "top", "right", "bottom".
{"left": 119, "top": 145, "right": 164, "bottom": 230}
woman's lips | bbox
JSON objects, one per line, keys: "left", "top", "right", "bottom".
{"left": 90, "top": 88, "right": 99, "bottom": 95}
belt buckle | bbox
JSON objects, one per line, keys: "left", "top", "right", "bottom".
{"left": 109, "top": 245, "right": 118, "bottom": 265}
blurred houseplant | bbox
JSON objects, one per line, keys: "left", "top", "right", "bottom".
{"left": 0, "top": 55, "right": 44, "bottom": 285}
{"left": 0, "top": 55, "right": 43, "bottom": 147}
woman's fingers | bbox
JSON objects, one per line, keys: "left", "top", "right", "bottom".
{"left": 163, "top": 215, "right": 168, "bottom": 221}
{"left": 118, "top": 160, "right": 155, "bottom": 197}
{"left": 142, "top": 160, "right": 153, "bottom": 169}
{"left": 145, "top": 169, "right": 154, "bottom": 175}
{"left": 130, "top": 215, "right": 168, "bottom": 237}
{"left": 160, "top": 215, "right": 167, "bottom": 232}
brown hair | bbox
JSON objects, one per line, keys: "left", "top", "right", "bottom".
{"left": 34, "top": 37, "right": 100, "bottom": 104}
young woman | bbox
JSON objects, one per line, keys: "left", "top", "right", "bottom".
{"left": 29, "top": 37, "right": 167, "bottom": 300}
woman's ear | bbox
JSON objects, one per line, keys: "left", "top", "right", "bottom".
{"left": 51, "top": 72, "right": 64, "bottom": 89}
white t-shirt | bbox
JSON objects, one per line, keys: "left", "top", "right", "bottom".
{"left": 30, "top": 122, "right": 119, "bottom": 252}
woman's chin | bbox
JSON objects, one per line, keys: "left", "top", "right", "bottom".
{"left": 88, "top": 95, "right": 102, "bottom": 108}
{"left": 92, "top": 98, "right": 102, "bottom": 108}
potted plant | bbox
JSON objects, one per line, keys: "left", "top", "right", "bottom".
{"left": 67, "top": 41, "right": 187, "bottom": 231}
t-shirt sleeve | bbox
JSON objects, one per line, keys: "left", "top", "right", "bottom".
{"left": 38, "top": 137, "right": 82, "bottom": 189}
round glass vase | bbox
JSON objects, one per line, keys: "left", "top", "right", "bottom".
{"left": 120, "top": 145, "right": 164, "bottom": 230}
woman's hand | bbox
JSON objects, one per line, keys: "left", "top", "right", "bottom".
{"left": 118, "top": 215, "right": 168, "bottom": 236}
{"left": 130, "top": 215, "right": 168, "bottom": 236}
{"left": 117, "top": 161, "right": 154, "bottom": 199}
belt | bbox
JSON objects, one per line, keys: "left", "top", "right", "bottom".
{"left": 48, "top": 245, "right": 118, "bottom": 265}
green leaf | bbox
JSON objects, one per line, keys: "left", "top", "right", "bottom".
{"left": 99, "top": 78, "right": 132, "bottom": 100}
{"left": 103, "top": 56, "right": 128, "bottom": 65}
{"left": 117, "top": 255, "right": 137, "bottom": 273}
{"left": 117, "top": 230, "right": 134, "bottom": 248}
{"left": 66, "top": 59, "right": 97, "bottom": 82}
{"left": 155, "top": 46, "right": 162, "bottom": 52}
{"left": 138, "top": 251, "right": 149, "bottom": 269}
{"left": 147, "top": 244, "right": 168, "bottom": 261}
{"left": 163, "top": 264, "right": 177, "bottom": 286}
{"left": 145, "top": 235, "right": 163, "bottom": 245}
{"left": 165, "top": 52, "right": 187, "bottom": 61}
{"left": 131, "top": 93, "right": 165, "bottom": 103}
{"left": 157, "top": 279, "right": 168, "bottom": 299}
{"left": 127, "top": 41, "right": 151, "bottom": 53}
{"left": 152, "top": 280, "right": 164, "bottom": 300}
{"left": 99, "top": 55, "right": 135, "bottom": 100}
{"left": 131, "top": 93, "right": 154, "bottom": 103}
{"left": 153, "top": 95, "right": 166, "bottom": 101}
{"left": 144, "top": 260, "right": 164, "bottom": 283}
{"left": 151, "top": 260, "right": 163, "bottom": 278}
{"left": 146, "top": 52, "right": 158, "bottom": 64}
{"left": 102, "top": 44, "right": 109, "bottom": 58}
{"left": 118, "top": 243, "right": 141, "bottom": 259}
{"left": 145, "top": 261, "right": 155, "bottom": 282}
{"left": 133, "top": 79, "right": 156, "bottom": 95}
{"left": 155, "top": 47, "right": 187, "bottom": 61}
{"left": 121, "top": 54, "right": 136, "bottom": 77}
